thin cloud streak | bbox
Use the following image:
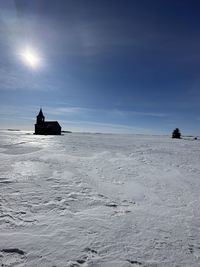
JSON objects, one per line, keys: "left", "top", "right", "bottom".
{"left": 0, "top": 67, "right": 57, "bottom": 91}
{"left": 46, "top": 106, "right": 168, "bottom": 118}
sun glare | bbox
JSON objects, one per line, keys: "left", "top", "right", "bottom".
{"left": 20, "top": 48, "right": 41, "bottom": 69}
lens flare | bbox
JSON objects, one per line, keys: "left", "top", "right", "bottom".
{"left": 20, "top": 47, "right": 41, "bottom": 69}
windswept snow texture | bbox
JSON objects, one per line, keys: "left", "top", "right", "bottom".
{"left": 0, "top": 131, "right": 200, "bottom": 267}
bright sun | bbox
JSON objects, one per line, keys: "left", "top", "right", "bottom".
{"left": 20, "top": 48, "right": 41, "bottom": 69}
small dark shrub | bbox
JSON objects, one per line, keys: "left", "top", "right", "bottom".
{"left": 172, "top": 128, "right": 181, "bottom": 139}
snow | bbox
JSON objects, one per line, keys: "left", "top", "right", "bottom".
{"left": 0, "top": 130, "right": 200, "bottom": 266}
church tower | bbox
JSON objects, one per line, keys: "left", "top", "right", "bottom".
{"left": 36, "top": 108, "right": 45, "bottom": 125}
{"left": 34, "top": 108, "right": 61, "bottom": 135}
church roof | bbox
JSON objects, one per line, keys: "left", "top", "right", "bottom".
{"left": 44, "top": 121, "right": 61, "bottom": 127}
{"left": 37, "top": 108, "right": 44, "bottom": 117}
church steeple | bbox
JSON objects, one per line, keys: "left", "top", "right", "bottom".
{"left": 34, "top": 108, "right": 61, "bottom": 135}
{"left": 36, "top": 108, "right": 45, "bottom": 124}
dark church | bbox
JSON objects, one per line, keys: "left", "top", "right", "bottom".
{"left": 35, "top": 108, "right": 61, "bottom": 135}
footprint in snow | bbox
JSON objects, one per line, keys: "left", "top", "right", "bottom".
{"left": 66, "top": 248, "right": 98, "bottom": 267}
{"left": 188, "top": 244, "right": 200, "bottom": 258}
{"left": 105, "top": 201, "right": 133, "bottom": 216}
{"left": 105, "top": 202, "right": 118, "bottom": 208}
{"left": 0, "top": 248, "right": 26, "bottom": 266}
{"left": 126, "top": 259, "right": 143, "bottom": 266}
{"left": 0, "top": 178, "right": 13, "bottom": 184}
{"left": 112, "top": 208, "right": 132, "bottom": 216}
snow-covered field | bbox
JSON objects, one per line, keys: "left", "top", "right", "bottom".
{"left": 0, "top": 131, "right": 200, "bottom": 267}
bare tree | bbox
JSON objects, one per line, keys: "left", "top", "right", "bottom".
{"left": 172, "top": 128, "right": 181, "bottom": 139}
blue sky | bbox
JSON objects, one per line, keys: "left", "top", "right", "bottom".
{"left": 0, "top": 0, "right": 200, "bottom": 134}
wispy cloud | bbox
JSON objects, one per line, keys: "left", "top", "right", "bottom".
{"left": 0, "top": 104, "right": 37, "bottom": 117}
{"left": 45, "top": 107, "right": 86, "bottom": 116}
{"left": 0, "top": 67, "right": 57, "bottom": 91}
{"left": 108, "top": 109, "right": 168, "bottom": 118}
{"left": 45, "top": 105, "right": 168, "bottom": 118}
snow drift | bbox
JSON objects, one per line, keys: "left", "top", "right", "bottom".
{"left": 0, "top": 131, "right": 200, "bottom": 266}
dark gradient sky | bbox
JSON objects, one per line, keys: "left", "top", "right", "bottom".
{"left": 0, "top": 0, "right": 200, "bottom": 134}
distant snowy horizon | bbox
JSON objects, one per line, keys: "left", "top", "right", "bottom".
{"left": 0, "top": 129, "right": 199, "bottom": 139}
